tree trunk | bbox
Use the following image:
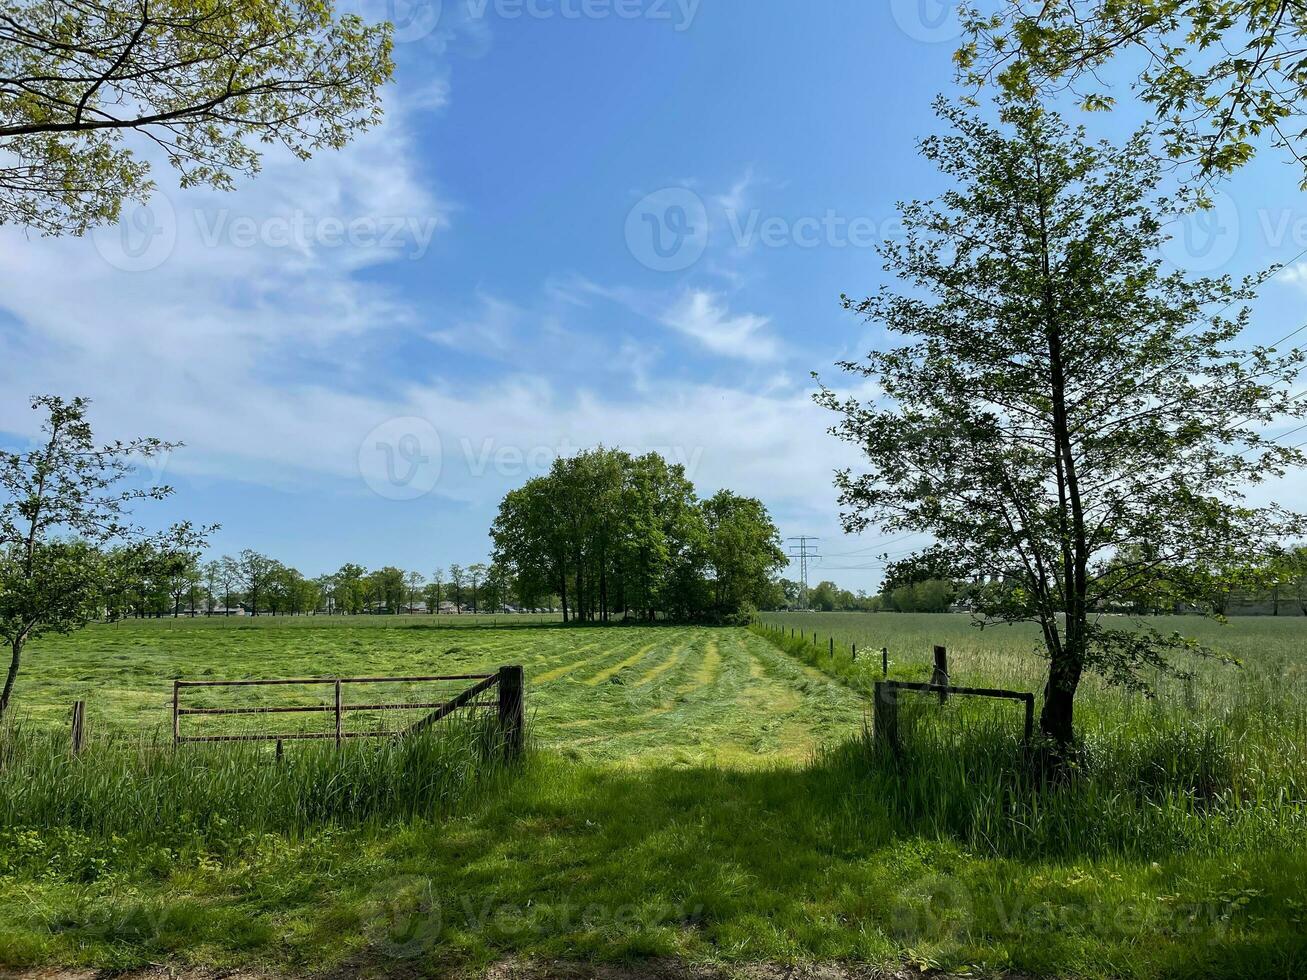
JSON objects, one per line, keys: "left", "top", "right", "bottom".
{"left": 0, "top": 638, "right": 23, "bottom": 723}
{"left": 1040, "top": 644, "right": 1084, "bottom": 744}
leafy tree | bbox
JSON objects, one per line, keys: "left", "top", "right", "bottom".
{"left": 403, "top": 570, "right": 425, "bottom": 614}
{"left": 959, "top": 0, "right": 1307, "bottom": 184}
{"left": 0, "top": 0, "right": 393, "bottom": 234}
{"left": 818, "top": 99, "right": 1305, "bottom": 744}
{"left": 700, "top": 490, "right": 786, "bottom": 620}
{"left": 448, "top": 563, "right": 465, "bottom": 613}
{"left": 234, "top": 549, "right": 277, "bottom": 615}
{"left": 0, "top": 396, "right": 206, "bottom": 720}
{"left": 1290, "top": 546, "right": 1307, "bottom": 614}
{"left": 428, "top": 566, "right": 445, "bottom": 612}
{"left": 467, "top": 563, "right": 487, "bottom": 614}
{"left": 333, "top": 562, "right": 367, "bottom": 614}
{"left": 369, "top": 566, "right": 405, "bottom": 614}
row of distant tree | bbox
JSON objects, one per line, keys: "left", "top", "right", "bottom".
{"left": 104, "top": 445, "right": 793, "bottom": 623}
{"left": 765, "top": 544, "right": 1307, "bottom": 618}
{"left": 106, "top": 549, "right": 525, "bottom": 619}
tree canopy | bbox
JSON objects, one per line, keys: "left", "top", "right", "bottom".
{"left": 0, "top": 0, "right": 393, "bottom": 234}
{"left": 491, "top": 448, "right": 786, "bottom": 623}
{"left": 959, "top": 0, "right": 1307, "bottom": 184}
{"left": 819, "top": 98, "right": 1306, "bottom": 743}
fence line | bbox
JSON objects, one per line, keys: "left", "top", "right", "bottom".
{"left": 171, "top": 667, "right": 525, "bottom": 757}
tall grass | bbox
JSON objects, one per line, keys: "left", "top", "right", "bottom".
{"left": 753, "top": 621, "right": 1307, "bottom": 860}
{"left": 0, "top": 716, "right": 510, "bottom": 845}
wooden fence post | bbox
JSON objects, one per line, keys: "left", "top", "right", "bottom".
{"left": 497, "top": 665, "right": 525, "bottom": 760}
{"left": 334, "top": 680, "right": 343, "bottom": 747}
{"left": 852, "top": 642, "right": 857, "bottom": 661}
{"left": 931, "top": 645, "right": 949, "bottom": 703}
{"left": 172, "top": 681, "right": 180, "bottom": 745}
{"left": 829, "top": 637, "right": 834, "bottom": 657}
{"left": 70, "top": 700, "right": 86, "bottom": 756}
{"left": 874, "top": 682, "right": 899, "bottom": 753}
{"left": 881, "top": 647, "right": 889, "bottom": 677}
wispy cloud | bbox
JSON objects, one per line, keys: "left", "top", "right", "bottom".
{"left": 659, "top": 289, "right": 782, "bottom": 362}
{"left": 1281, "top": 261, "right": 1307, "bottom": 290}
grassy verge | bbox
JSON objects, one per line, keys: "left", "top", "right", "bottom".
{"left": 0, "top": 717, "right": 507, "bottom": 844}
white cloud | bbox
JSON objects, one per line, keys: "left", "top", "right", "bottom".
{"left": 1281, "top": 261, "right": 1307, "bottom": 289}
{"left": 659, "top": 289, "right": 782, "bottom": 362}
{"left": 714, "top": 166, "right": 757, "bottom": 213}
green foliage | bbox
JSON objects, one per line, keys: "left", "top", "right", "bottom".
{"left": 491, "top": 448, "right": 785, "bottom": 623}
{"left": 0, "top": 0, "right": 394, "bottom": 234}
{"left": 0, "top": 396, "right": 207, "bottom": 720}
{"left": 819, "top": 98, "right": 1305, "bottom": 741}
{"left": 959, "top": 0, "right": 1307, "bottom": 184}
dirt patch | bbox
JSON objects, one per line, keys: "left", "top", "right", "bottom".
{"left": 0, "top": 961, "right": 1036, "bottom": 980}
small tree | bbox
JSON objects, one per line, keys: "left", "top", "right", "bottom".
{"left": 404, "top": 570, "right": 425, "bottom": 614}
{"left": 819, "top": 99, "right": 1306, "bottom": 744}
{"left": 235, "top": 549, "right": 276, "bottom": 615}
{"left": 448, "top": 564, "right": 465, "bottom": 613}
{"left": 0, "top": 396, "right": 206, "bottom": 720}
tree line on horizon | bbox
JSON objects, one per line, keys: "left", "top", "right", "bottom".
{"left": 100, "top": 549, "right": 523, "bottom": 619}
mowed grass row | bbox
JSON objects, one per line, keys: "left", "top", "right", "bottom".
{"left": 12, "top": 619, "right": 865, "bottom": 766}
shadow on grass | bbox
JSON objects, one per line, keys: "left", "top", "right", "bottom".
{"left": 6, "top": 729, "right": 1306, "bottom": 979}
{"left": 298, "top": 737, "right": 1307, "bottom": 977}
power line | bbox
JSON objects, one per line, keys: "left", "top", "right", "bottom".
{"left": 822, "top": 531, "right": 925, "bottom": 557}
{"left": 786, "top": 536, "right": 821, "bottom": 602}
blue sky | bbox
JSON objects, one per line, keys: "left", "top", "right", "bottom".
{"left": 2, "top": 0, "right": 1305, "bottom": 592}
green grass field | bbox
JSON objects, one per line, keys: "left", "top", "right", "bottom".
{"left": 1, "top": 613, "right": 1306, "bottom": 979}
{"left": 8, "top": 616, "right": 861, "bottom": 766}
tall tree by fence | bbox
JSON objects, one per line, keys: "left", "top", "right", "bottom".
{"left": 819, "top": 98, "right": 1307, "bottom": 745}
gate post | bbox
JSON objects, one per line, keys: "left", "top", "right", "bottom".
{"left": 874, "top": 682, "right": 899, "bottom": 754}
{"left": 931, "top": 645, "right": 949, "bottom": 703}
{"left": 497, "top": 665, "right": 525, "bottom": 760}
